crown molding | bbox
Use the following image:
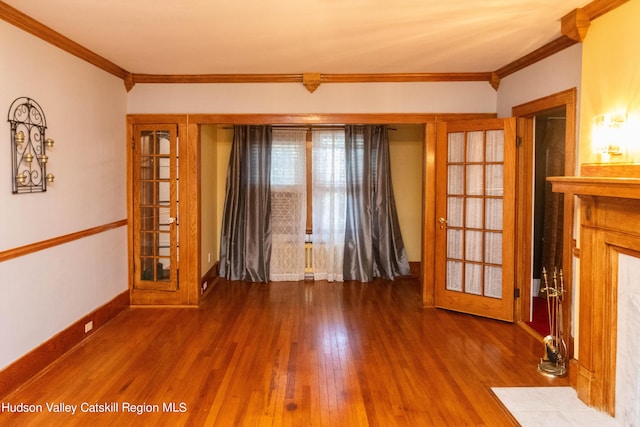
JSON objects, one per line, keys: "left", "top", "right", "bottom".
{"left": 129, "top": 71, "right": 493, "bottom": 92}
{"left": 583, "top": 0, "right": 630, "bottom": 20}
{"left": 0, "top": 0, "right": 129, "bottom": 79}
{"left": 562, "top": 8, "right": 591, "bottom": 42}
{"left": 1, "top": 0, "right": 630, "bottom": 93}
{"left": 492, "top": 0, "right": 630, "bottom": 86}
{"left": 493, "top": 36, "right": 578, "bottom": 82}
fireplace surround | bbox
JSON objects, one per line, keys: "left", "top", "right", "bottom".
{"left": 549, "top": 173, "right": 640, "bottom": 420}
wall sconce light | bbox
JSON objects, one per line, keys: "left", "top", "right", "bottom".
{"left": 593, "top": 113, "right": 626, "bottom": 156}
{"left": 7, "top": 97, "right": 55, "bottom": 193}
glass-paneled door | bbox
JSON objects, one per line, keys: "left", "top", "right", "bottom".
{"left": 435, "top": 119, "right": 516, "bottom": 321}
{"left": 132, "top": 125, "right": 179, "bottom": 292}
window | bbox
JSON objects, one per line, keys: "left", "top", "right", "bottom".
{"left": 269, "top": 127, "right": 347, "bottom": 281}
{"left": 269, "top": 129, "right": 307, "bottom": 281}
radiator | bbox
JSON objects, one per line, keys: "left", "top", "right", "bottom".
{"left": 304, "top": 242, "right": 313, "bottom": 279}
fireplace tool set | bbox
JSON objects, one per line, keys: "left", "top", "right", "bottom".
{"left": 537, "top": 267, "right": 567, "bottom": 377}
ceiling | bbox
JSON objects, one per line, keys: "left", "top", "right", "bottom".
{"left": 4, "top": 0, "right": 588, "bottom": 76}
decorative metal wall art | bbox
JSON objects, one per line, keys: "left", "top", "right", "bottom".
{"left": 7, "top": 97, "right": 55, "bottom": 193}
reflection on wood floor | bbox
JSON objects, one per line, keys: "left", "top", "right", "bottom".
{"left": 0, "top": 277, "right": 568, "bottom": 426}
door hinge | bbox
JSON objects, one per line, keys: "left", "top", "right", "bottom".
{"left": 514, "top": 288, "right": 521, "bottom": 298}
{"left": 516, "top": 136, "right": 522, "bottom": 147}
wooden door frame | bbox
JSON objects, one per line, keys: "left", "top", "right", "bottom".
{"left": 511, "top": 89, "right": 577, "bottom": 354}
{"left": 127, "top": 115, "right": 199, "bottom": 305}
{"left": 127, "top": 112, "right": 495, "bottom": 306}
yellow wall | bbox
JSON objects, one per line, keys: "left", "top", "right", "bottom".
{"left": 200, "top": 126, "right": 218, "bottom": 276}
{"left": 389, "top": 125, "right": 424, "bottom": 262}
{"left": 215, "top": 126, "right": 234, "bottom": 263}
{"left": 199, "top": 125, "right": 234, "bottom": 277}
{"left": 580, "top": 0, "right": 640, "bottom": 166}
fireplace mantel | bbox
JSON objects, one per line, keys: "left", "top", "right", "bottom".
{"left": 548, "top": 175, "right": 640, "bottom": 416}
{"left": 548, "top": 176, "right": 640, "bottom": 200}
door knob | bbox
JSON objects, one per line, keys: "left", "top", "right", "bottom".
{"left": 439, "top": 217, "right": 447, "bottom": 229}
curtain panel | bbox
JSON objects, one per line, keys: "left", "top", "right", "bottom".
{"left": 343, "top": 125, "right": 410, "bottom": 281}
{"left": 312, "top": 129, "right": 347, "bottom": 282}
{"left": 219, "top": 125, "right": 272, "bottom": 282}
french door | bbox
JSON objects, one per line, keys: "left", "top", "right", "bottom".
{"left": 435, "top": 118, "right": 516, "bottom": 321}
{"left": 132, "top": 124, "right": 179, "bottom": 293}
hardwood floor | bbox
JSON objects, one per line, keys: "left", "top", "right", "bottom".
{"left": 0, "top": 277, "right": 568, "bottom": 426}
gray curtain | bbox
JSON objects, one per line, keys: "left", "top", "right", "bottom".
{"left": 343, "top": 125, "right": 410, "bottom": 281}
{"left": 219, "top": 125, "right": 272, "bottom": 282}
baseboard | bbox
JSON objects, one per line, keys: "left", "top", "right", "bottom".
{"left": 200, "top": 261, "right": 219, "bottom": 298}
{"left": 0, "top": 289, "right": 130, "bottom": 399}
{"left": 569, "top": 358, "right": 578, "bottom": 389}
{"left": 409, "top": 261, "right": 421, "bottom": 277}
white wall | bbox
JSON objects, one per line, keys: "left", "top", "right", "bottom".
{"left": 496, "top": 44, "right": 582, "bottom": 118}
{"left": 0, "top": 21, "right": 128, "bottom": 369}
{"left": 127, "top": 81, "right": 497, "bottom": 114}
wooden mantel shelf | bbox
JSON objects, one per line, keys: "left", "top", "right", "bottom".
{"left": 548, "top": 176, "right": 640, "bottom": 200}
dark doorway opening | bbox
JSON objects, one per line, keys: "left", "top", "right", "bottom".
{"left": 527, "top": 106, "right": 566, "bottom": 336}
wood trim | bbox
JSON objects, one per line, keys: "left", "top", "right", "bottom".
{"left": 548, "top": 176, "right": 640, "bottom": 199}
{"left": 561, "top": 8, "right": 591, "bottom": 42}
{"left": 129, "top": 121, "right": 197, "bottom": 305}
{"left": 0, "top": 290, "right": 129, "bottom": 399}
{"left": 512, "top": 88, "right": 578, "bottom": 117}
{"left": 127, "top": 114, "right": 190, "bottom": 124}
{"left": 127, "top": 116, "right": 199, "bottom": 306}
{"left": 306, "top": 130, "right": 313, "bottom": 232}
{"left": 126, "top": 119, "right": 135, "bottom": 308}
{"left": 494, "top": 36, "right": 578, "bottom": 80}
{"left": 130, "top": 72, "right": 493, "bottom": 86}
{"left": 185, "top": 122, "right": 200, "bottom": 305}
{"left": 581, "top": 163, "right": 640, "bottom": 178}
{"left": 0, "top": 219, "right": 127, "bottom": 263}
{"left": 321, "top": 73, "right": 492, "bottom": 83}
{"left": 0, "top": 1, "right": 129, "bottom": 79}
{"left": 514, "top": 117, "right": 534, "bottom": 323}
{"left": 132, "top": 73, "right": 302, "bottom": 84}
{"left": 512, "top": 88, "right": 577, "bottom": 359}
{"left": 421, "top": 123, "right": 437, "bottom": 307}
{"left": 583, "top": 0, "right": 630, "bottom": 20}
{"left": 200, "top": 262, "right": 219, "bottom": 297}
{"left": 408, "top": 261, "right": 421, "bottom": 277}
{"left": 187, "top": 113, "right": 496, "bottom": 125}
